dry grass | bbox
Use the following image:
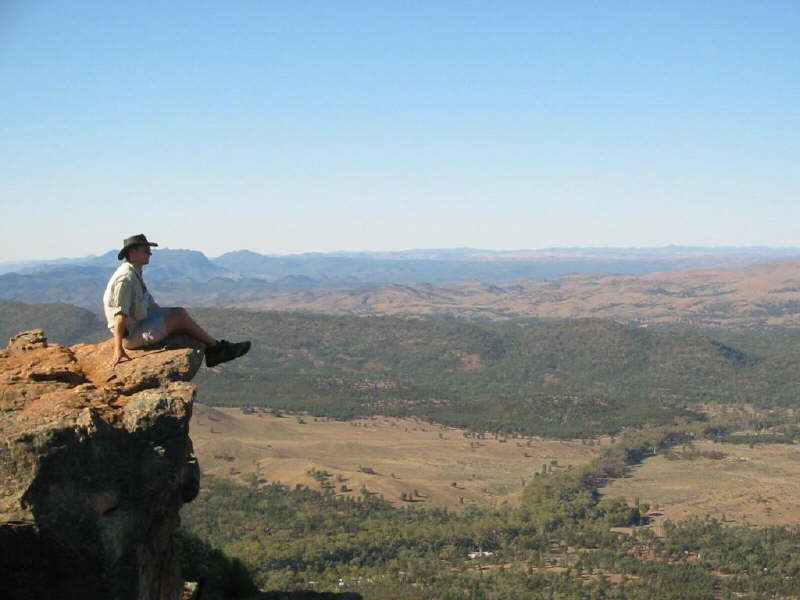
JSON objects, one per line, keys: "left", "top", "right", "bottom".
{"left": 601, "top": 440, "right": 800, "bottom": 527}
{"left": 192, "top": 406, "right": 800, "bottom": 524}
{"left": 191, "top": 404, "right": 603, "bottom": 509}
{"left": 230, "top": 260, "right": 800, "bottom": 327}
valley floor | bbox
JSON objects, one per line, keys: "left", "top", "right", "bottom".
{"left": 601, "top": 439, "right": 800, "bottom": 527}
{"left": 191, "top": 404, "right": 604, "bottom": 510}
{"left": 193, "top": 405, "right": 800, "bottom": 528}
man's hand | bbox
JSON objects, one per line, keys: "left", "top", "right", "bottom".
{"left": 109, "top": 312, "right": 130, "bottom": 368}
{"left": 109, "top": 347, "right": 130, "bottom": 368}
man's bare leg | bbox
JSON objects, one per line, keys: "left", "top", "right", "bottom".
{"left": 164, "top": 307, "right": 217, "bottom": 347}
{"left": 163, "top": 307, "right": 250, "bottom": 366}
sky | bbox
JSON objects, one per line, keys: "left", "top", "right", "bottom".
{"left": 1, "top": 1, "right": 798, "bottom": 261}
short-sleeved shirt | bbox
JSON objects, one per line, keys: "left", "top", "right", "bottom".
{"left": 103, "top": 262, "right": 158, "bottom": 333}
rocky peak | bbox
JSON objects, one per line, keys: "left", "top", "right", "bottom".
{"left": 0, "top": 330, "right": 205, "bottom": 600}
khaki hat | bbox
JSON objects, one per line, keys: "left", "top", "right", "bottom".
{"left": 117, "top": 234, "right": 159, "bottom": 260}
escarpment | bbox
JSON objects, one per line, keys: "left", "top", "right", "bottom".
{"left": 0, "top": 329, "right": 205, "bottom": 600}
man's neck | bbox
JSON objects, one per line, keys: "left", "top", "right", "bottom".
{"left": 127, "top": 260, "right": 145, "bottom": 273}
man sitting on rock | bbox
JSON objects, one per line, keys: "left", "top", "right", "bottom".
{"left": 104, "top": 234, "right": 251, "bottom": 368}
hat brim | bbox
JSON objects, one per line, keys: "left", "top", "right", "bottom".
{"left": 117, "top": 241, "right": 159, "bottom": 260}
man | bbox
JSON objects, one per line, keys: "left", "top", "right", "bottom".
{"left": 103, "top": 234, "right": 251, "bottom": 368}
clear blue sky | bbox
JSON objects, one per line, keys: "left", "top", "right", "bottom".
{"left": 1, "top": 1, "right": 798, "bottom": 261}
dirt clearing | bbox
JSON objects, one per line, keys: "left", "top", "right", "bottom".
{"left": 191, "top": 404, "right": 603, "bottom": 509}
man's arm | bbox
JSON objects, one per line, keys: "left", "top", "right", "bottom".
{"left": 106, "top": 275, "right": 134, "bottom": 367}
{"left": 109, "top": 313, "right": 130, "bottom": 367}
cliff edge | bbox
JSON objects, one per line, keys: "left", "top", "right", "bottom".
{"left": 0, "top": 329, "right": 204, "bottom": 600}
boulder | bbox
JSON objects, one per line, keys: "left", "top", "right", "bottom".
{"left": 7, "top": 328, "right": 48, "bottom": 354}
{"left": 0, "top": 330, "right": 205, "bottom": 600}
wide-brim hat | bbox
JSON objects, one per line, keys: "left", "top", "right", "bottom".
{"left": 118, "top": 234, "right": 159, "bottom": 260}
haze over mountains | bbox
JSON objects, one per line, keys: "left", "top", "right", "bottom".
{"left": 4, "top": 245, "right": 800, "bottom": 282}
{"left": 242, "top": 260, "right": 800, "bottom": 328}
{"left": 2, "top": 246, "right": 800, "bottom": 328}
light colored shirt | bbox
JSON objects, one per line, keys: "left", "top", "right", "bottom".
{"left": 102, "top": 262, "right": 157, "bottom": 332}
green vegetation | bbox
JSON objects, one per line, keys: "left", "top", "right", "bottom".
{"left": 191, "top": 309, "right": 800, "bottom": 436}
{"left": 711, "top": 433, "right": 796, "bottom": 445}
{"left": 5, "top": 298, "right": 800, "bottom": 436}
{"left": 181, "top": 427, "right": 800, "bottom": 599}
{"left": 0, "top": 299, "right": 106, "bottom": 346}
{"left": 7, "top": 300, "right": 800, "bottom": 596}
{"left": 177, "top": 529, "right": 258, "bottom": 598}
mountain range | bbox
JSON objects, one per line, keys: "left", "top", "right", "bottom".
{"left": 228, "top": 259, "right": 800, "bottom": 328}
{"left": 5, "top": 245, "right": 800, "bottom": 282}
{"left": 1, "top": 247, "right": 799, "bottom": 328}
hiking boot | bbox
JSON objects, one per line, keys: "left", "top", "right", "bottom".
{"left": 206, "top": 340, "right": 251, "bottom": 368}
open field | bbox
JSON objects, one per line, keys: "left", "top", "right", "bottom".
{"left": 601, "top": 440, "right": 800, "bottom": 528}
{"left": 192, "top": 405, "right": 800, "bottom": 524}
{"left": 191, "top": 404, "right": 604, "bottom": 509}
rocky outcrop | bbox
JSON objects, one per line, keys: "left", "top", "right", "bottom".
{"left": 0, "top": 331, "right": 205, "bottom": 600}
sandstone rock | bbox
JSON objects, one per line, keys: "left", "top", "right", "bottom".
{"left": 0, "top": 330, "right": 205, "bottom": 600}
{"left": 74, "top": 333, "right": 206, "bottom": 395}
{"left": 7, "top": 328, "right": 48, "bottom": 354}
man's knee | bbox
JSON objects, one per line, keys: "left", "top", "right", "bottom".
{"left": 163, "top": 308, "right": 188, "bottom": 330}
{"left": 167, "top": 307, "right": 188, "bottom": 320}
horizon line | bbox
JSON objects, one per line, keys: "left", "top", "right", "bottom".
{"left": 4, "top": 243, "right": 800, "bottom": 265}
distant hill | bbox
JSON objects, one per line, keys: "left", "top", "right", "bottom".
{"left": 9, "top": 249, "right": 230, "bottom": 282}
{"left": 6, "top": 244, "right": 800, "bottom": 286}
{"left": 2, "top": 253, "right": 800, "bottom": 328}
{"left": 0, "top": 249, "right": 233, "bottom": 311}
{"left": 0, "top": 268, "right": 318, "bottom": 311}
{"left": 0, "top": 300, "right": 106, "bottom": 346}
{"left": 0, "top": 267, "right": 110, "bottom": 311}
{"left": 210, "top": 249, "right": 689, "bottom": 284}
{"left": 187, "top": 309, "right": 800, "bottom": 436}
{"left": 0, "top": 250, "right": 118, "bottom": 275}
{"left": 211, "top": 246, "right": 800, "bottom": 284}
{"left": 194, "top": 260, "right": 800, "bottom": 329}
{"left": 135, "top": 249, "right": 230, "bottom": 281}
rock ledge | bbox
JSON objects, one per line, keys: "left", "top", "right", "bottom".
{"left": 0, "top": 330, "right": 205, "bottom": 600}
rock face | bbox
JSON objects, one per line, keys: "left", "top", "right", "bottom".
{"left": 0, "top": 331, "right": 205, "bottom": 600}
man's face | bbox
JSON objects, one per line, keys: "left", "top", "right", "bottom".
{"left": 128, "top": 245, "right": 152, "bottom": 266}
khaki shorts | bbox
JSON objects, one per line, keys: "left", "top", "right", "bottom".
{"left": 123, "top": 307, "right": 169, "bottom": 350}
